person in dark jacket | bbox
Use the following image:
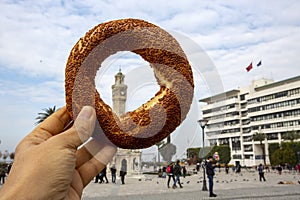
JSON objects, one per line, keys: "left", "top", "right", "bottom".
{"left": 173, "top": 160, "right": 183, "bottom": 189}
{"left": 206, "top": 156, "right": 217, "bottom": 197}
{"left": 120, "top": 159, "right": 127, "bottom": 185}
{"left": 166, "top": 162, "right": 176, "bottom": 188}
{"left": 110, "top": 164, "right": 117, "bottom": 183}
{"left": 258, "top": 164, "right": 266, "bottom": 181}
{"left": 99, "top": 166, "right": 109, "bottom": 183}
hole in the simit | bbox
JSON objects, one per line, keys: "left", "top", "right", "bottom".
{"left": 95, "top": 51, "right": 159, "bottom": 115}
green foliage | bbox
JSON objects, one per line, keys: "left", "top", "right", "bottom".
{"left": 187, "top": 145, "right": 230, "bottom": 164}
{"left": 270, "top": 148, "right": 284, "bottom": 165}
{"left": 268, "top": 143, "right": 280, "bottom": 157}
{"left": 269, "top": 142, "right": 300, "bottom": 166}
{"left": 207, "top": 145, "right": 231, "bottom": 164}
{"left": 281, "top": 141, "right": 300, "bottom": 153}
{"left": 35, "top": 106, "right": 58, "bottom": 125}
{"left": 282, "top": 146, "right": 297, "bottom": 165}
{"left": 282, "top": 130, "right": 300, "bottom": 142}
{"left": 252, "top": 132, "right": 266, "bottom": 143}
{"left": 186, "top": 147, "right": 200, "bottom": 160}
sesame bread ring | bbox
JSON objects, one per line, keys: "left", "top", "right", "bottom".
{"left": 65, "top": 18, "right": 194, "bottom": 149}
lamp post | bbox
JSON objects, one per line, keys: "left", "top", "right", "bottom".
{"left": 198, "top": 119, "right": 209, "bottom": 191}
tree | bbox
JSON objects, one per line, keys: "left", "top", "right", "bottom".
{"left": 35, "top": 106, "right": 58, "bottom": 125}
{"left": 282, "top": 130, "right": 300, "bottom": 143}
{"left": 186, "top": 147, "right": 201, "bottom": 164}
{"left": 269, "top": 142, "right": 300, "bottom": 166}
{"left": 270, "top": 148, "right": 284, "bottom": 166}
{"left": 207, "top": 145, "right": 231, "bottom": 164}
{"left": 252, "top": 131, "right": 267, "bottom": 165}
{"left": 282, "top": 146, "right": 297, "bottom": 166}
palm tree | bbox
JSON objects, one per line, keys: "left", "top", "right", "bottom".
{"left": 252, "top": 131, "right": 267, "bottom": 165}
{"left": 35, "top": 106, "right": 58, "bottom": 125}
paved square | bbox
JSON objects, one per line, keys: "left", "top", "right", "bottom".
{"left": 82, "top": 168, "right": 300, "bottom": 199}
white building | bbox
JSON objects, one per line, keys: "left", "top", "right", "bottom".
{"left": 199, "top": 76, "right": 300, "bottom": 166}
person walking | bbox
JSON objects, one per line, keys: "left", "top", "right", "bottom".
{"left": 173, "top": 160, "right": 183, "bottom": 189}
{"left": 277, "top": 165, "right": 283, "bottom": 175}
{"left": 0, "top": 165, "right": 6, "bottom": 184}
{"left": 166, "top": 162, "right": 176, "bottom": 188}
{"left": 258, "top": 164, "right": 266, "bottom": 182}
{"left": 182, "top": 166, "right": 187, "bottom": 178}
{"left": 120, "top": 159, "right": 127, "bottom": 185}
{"left": 206, "top": 156, "right": 217, "bottom": 197}
{"left": 99, "top": 166, "right": 109, "bottom": 183}
{"left": 225, "top": 164, "right": 229, "bottom": 174}
{"left": 94, "top": 173, "right": 101, "bottom": 183}
{"left": 110, "top": 164, "right": 117, "bottom": 184}
{"left": 196, "top": 163, "right": 200, "bottom": 172}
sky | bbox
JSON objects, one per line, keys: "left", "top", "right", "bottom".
{"left": 0, "top": 0, "right": 300, "bottom": 161}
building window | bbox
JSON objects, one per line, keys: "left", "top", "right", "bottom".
{"left": 244, "top": 155, "right": 252, "bottom": 159}
{"left": 219, "top": 138, "right": 229, "bottom": 145}
{"left": 244, "top": 145, "right": 253, "bottom": 152}
{"left": 233, "top": 154, "right": 242, "bottom": 159}
{"left": 249, "top": 99, "right": 300, "bottom": 113}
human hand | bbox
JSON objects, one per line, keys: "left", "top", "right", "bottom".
{"left": 0, "top": 106, "right": 117, "bottom": 200}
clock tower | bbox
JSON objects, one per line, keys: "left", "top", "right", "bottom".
{"left": 110, "top": 69, "right": 142, "bottom": 176}
{"left": 111, "top": 69, "right": 127, "bottom": 116}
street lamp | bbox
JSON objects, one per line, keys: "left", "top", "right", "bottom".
{"left": 198, "top": 119, "right": 209, "bottom": 191}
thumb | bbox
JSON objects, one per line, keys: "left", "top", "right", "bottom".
{"left": 64, "top": 106, "right": 96, "bottom": 148}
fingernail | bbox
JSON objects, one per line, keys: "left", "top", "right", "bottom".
{"left": 77, "top": 106, "right": 94, "bottom": 120}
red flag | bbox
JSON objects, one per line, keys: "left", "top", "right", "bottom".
{"left": 246, "top": 62, "right": 253, "bottom": 72}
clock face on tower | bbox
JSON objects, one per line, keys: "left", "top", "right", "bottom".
{"left": 120, "top": 90, "right": 125, "bottom": 96}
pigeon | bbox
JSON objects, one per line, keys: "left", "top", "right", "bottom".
{"left": 197, "top": 181, "right": 200, "bottom": 183}
{"left": 156, "top": 181, "right": 159, "bottom": 184}
{"left": 186, "top": 181, "right": 190, "bottom": 184}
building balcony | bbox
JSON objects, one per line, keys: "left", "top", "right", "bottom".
{"left": 202, "top": 108, "right": 240, "bottom": 118}
{"left": 206, "top": 132, "right": 241, "bottom": 140}
{"left": 248, "top": 103, "right": 300, "bottom": 117}
{"left": 247, "top": 93, "right": 300, "bottom": 109}
{"left": 206, "top": 124, "right": 240, "bottom": 133}
{"left": 250, "top": 115, "right": 300, "bottom": 127}
{"left": 206, "top": 115, "right": 240, "bottom": 124}
{"left": 202, "top": 98, "right": 239, "bottom": 110}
